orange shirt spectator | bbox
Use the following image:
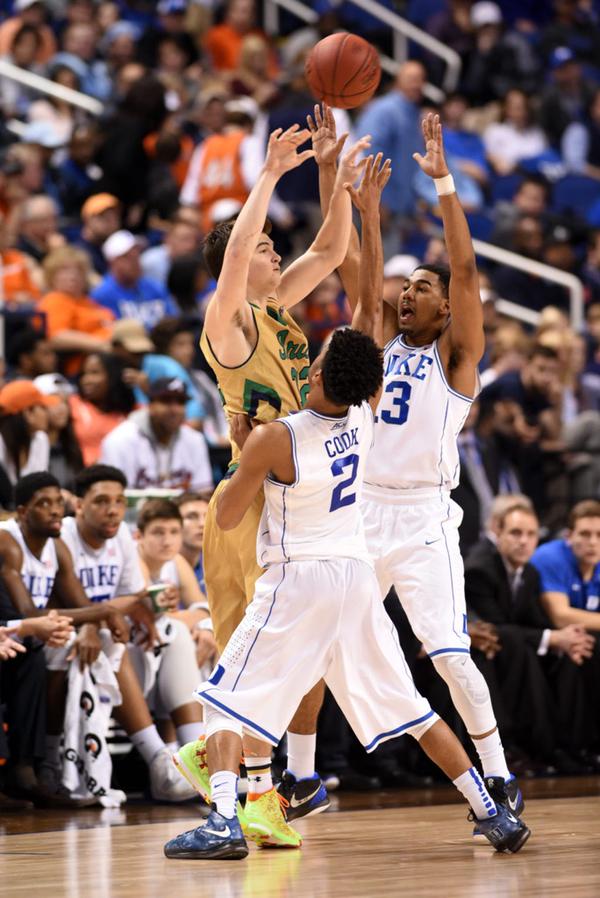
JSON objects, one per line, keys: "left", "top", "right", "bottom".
{"left": 69, "top": 351, "right": 135, "bottom": 465}
{"left": 37, "top": 246, "right": 114, "bottom": 375}
{"left": 1, "top": 248, "right": 40, "bottom": 305}
{"left": 204, "top": 0, "right": 278, "bottom": 77}
{"left": 0, "top": 4, "right": 57, "bottom": 65}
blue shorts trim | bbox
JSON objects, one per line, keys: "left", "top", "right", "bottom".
{"left": 428, "top": 647, "right": 471, "bottom": 658}
{"left": 197, "top": 688, "right": 279, "bottom": 746}
{"left": 364, "top": 709, "right": 436, "bottom": 753}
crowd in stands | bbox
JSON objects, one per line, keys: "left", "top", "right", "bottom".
{"left": 1, "top": 0, "right": 600, "bottom": 806}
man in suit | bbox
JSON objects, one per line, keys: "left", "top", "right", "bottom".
{"left": 465, "top": 495, "right": 595, "bottom": 772}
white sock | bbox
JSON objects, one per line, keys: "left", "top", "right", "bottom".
{"left": 130, "top": 725, "right": 165, "bottom": 765}
{"left": 45, "top": 734, "right": 61, "bottom": 768}
{"left": 176, "top": 723, "right": 203, "bottom": 747}
{"left": 286, "top": 731, "right": 316, "bottom": 780}
{"left": 473, "top": 729, "right": 511, "bottom": 780}
{"left": 210, "top": 770, "right": 238, "bottom": 819}
{"left": 453, "top": 767, "right": 497, "bottom": 820}
{"left": 166, "top": 741, "right": 178, "bottom": 753}
{"left": 244, "top": 756, "right": 272, "bottom": 796}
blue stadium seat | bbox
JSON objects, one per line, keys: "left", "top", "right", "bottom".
{"left": 490, "top": 174, "right": 523, "bottom": 205}
{"left": 553, "top": 175, "right": 600, "bottom": 218}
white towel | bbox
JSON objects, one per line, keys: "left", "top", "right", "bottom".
{"left": 61, "top": 631, "right": 126, "bottom": 808}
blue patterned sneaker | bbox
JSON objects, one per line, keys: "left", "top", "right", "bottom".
{"left": 277, "top": 771, "right": 330, "bottom": 822}
{"left": 471, "top": 802, "right": 531, "bottom": 854}
{"left": 473, "top": 776, "right": 524, "bottom": 841}
{"left": 164, "top": 805, "right": 248, "bottom": 860}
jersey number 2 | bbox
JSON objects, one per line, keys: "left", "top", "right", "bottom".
{"left": 329, "top": 453, "right": 359, "bottom": 512}
{"left": 380, "top": 380, "right": 412, "bottom": 425}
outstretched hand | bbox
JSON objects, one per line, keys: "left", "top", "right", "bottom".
{"left": 264, "top": 124, "right": 315, "bottom": 177}
{"left": 306, "top": 103, "right": 348, "bottom": 166}
{"left": 336, "top": 135, "right": 372, "bottom": 190}
{"left": 346, "top": 151, "right": 391, "bottom": 214}
{"left": 412, "top": 112, "right": 449, "bottom": 180}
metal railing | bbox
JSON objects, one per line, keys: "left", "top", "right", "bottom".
{"left": 472, "top": 239, "right": 584, "bottom": 331}
{"left": 264, "top": 0, "right": 460, "bottom": 102}
{"left": 0, "top": 59, "right": 104, "bottom": 115}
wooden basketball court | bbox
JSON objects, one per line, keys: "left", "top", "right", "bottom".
{"left": 2, "top": 779, "right": 599, "bottom": 898}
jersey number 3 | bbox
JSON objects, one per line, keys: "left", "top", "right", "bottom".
{"left": 380, "top": 380, "right": 412, "bottom": 426}
{"left": 330, "top": 453, "right": 359, "bottom": 512}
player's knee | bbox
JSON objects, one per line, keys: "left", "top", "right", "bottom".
{"left": 432, "top": 653, "right": 489, "bottom": 707}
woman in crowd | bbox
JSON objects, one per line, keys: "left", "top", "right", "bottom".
{"left": 0, "top": 380, "right": 56, "bottom": 487}
{"left": 484, "top": 88, "right": 548, "bottom": 175}
{"left": 33, "top": 373, "right": 84, "bottom": 492}
{"left": 69, "top": 351, "right": 135, "bottom": 466}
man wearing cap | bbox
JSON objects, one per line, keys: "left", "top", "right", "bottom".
{"left": 74, "top": 193, "right": 121, "bottom": 275}
{"left": 91, "top": 230, "right": 178, "bottom": 328}
{"left": 99, "top": 376, "right": 213, "bottom": 492}
{"left": 141, "top": 218, "right": 200, "bottom": 287}
{"left": 540, "top": 46, "right": 596, "bottom": 148}
{"left": 0, "top": 380, "right": 59, "bottom": 487}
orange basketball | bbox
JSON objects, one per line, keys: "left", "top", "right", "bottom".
{"left": 304, "top": 32, "right": 381, "bottom": 110}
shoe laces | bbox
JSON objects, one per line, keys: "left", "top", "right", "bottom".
{"left": 277, "top": 791, "right": 290, "bottom": 813}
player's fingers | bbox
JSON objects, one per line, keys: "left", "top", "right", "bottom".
{"left": 290, "top": 128, "right": 311, "bottom": 145}
{"left": 280, "top": 123, "right": 301, "bottom": 139}
{"left": 325, "top": 104, "right": 335, "bottom": 129}
{"left": 412, "top": 152, "right": 425, "bottom": 166}
{"left": 314, "top": 103, "right": 323, "bottom": 127}
{"left": 306, "top": 114, "right": 315, "bottom": 132}
{"left": 345, "top": 184, "right": 359, "bottom": 204}
{"left": 296, "top": 149, "right": 316, "bottom": 164}
{"left": 269, "top": 127, "right": 283, "bottom": 141}
{"left": 362, "top": 154, "right": 374, "bottom": 181}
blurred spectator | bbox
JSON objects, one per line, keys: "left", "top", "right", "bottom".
{"left": 480, "top": 344, "right": 561, "bottom": 435}
{"left": 33, "top": 372, "right": 83, "bottom": 491}
{"left": 298, "top": 274, "right": 350, "bottom": 359}
{"left": 5, "top": 328, "right": 57, "bottom": 380}
{"left": 140, "top": 218, "right": 200, "bottom": 286}
{"left": 0, "top": 380, "right": 56, "bottom": 484}
{"left": 461, "top": 2, "right": 541, "bottom": 106}
{"left": 228, "top": 34, "right": 280, "bottom": 109}
{"left": 539, "top": 0, "right": 600, "bottom": 70}
{"left": 540, "top": 46, "right": 596, "bottom": 148}
{"left": 37, "top": 246, "right": 115, "bottom": 375}
{"left": 562, "top": 87, "right": 600, "bottom": 180}
{"left": 74, "top": 192, "right": 121, "bottom": 275}
{"left": 60, "top": 24, "right": 112, "bottom": 101}
{"left": 99, "top": 376, "right": 213, "bottom": 491}
{"left": 15, "top": 196, "right": 64, "bottom": 267}
{"left": 57, "top": 124, "right": 103, "bottom": 218}
{"left": 491, "top": 175, "right": 550, "bottom": 247}
{"left": 0, "top": 0, "right": 57, "bottom": 65}
{"left": 480, "top": 322, "right": 530, "bottom": 389}
{"left": 166, "top": 251, "right": 214, "bottom": 315}
{"left": 440, "top": 93, "right": 489, "bottom": 188}
{"left": 101, "top": 21, "right": 140, "bottom": 81}
{"left": 0, "top": 24, "right": 44, "bottom": 118}
{"left": 137, "top": 0, "right": 197, "bottom": 70}
{"left": 582, "top": 229, "right": 600, "bottom": 302}
{"left": 484, "top": 89, "right": 549, "bottom": 176}
{"left": 69, "top": 351, "right": 135, "bottom": 465}
{"left": 91, "top": 230, "right": 177, "bottom": 327}
{"left": 204, "top": 0, "right": 279, "bottom": 77}
{"left": 427, "top": 0, "right": 474, "bottom": 84}
{"left": 356, "top": 61, "right": 425, "bottom": 253}
{"left": 26, "top": 59, "right": 85, "bottom": 147}
{"left": 0, "top": 211, "right": 41, "bottom": 306}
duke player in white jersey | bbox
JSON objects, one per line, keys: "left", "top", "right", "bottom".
{"left": 318, "top": 109, "right": 524, "bottom": 826}
{"left": 58, "top": 465, "right": 198, "bottom": 802}
{"left": 164, "top": 154, "right": 530, "bottom": 861}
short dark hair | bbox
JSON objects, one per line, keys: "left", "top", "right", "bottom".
{"left": 568, "top": 500, "right": 600, "bottom": 530}
{"left": 150, "top": 316, "right": 194, "bottom": 355}
{"left": 74, "top": 464, "right": 127, "bottom": 498}
{"left": 518, "top": 173, "right": 550, "bottom": 199}
{"left": 15, "top": 472, "right": 60, "bottom": 508}
{"left": 321, "top": 328, "right": 383, "bottom": 407}
{"left": 412, "top": 263, "right": 450, "bottom": 297}
{"left": 529, "top": 343, "right": 559, "bottom": 362}
{"left": 202, "top": 217, "right": 272, "bottom": 279}
{"left": 6, "top": 328, "right": 46, "bottom": 367}
{"left": 137, "top": 498, "right": 182, "bottom": 532}
{"left": 173, "top": 490, "right": 212, "bottom": 507}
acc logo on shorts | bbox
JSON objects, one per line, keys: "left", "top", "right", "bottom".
{"left": 84, "top": 733, "right": 102, "bottom": 759}
{"left": 80, "top": 691, "right": 95, "bottom": 718}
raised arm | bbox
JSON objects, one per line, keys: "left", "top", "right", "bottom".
{"left": 277, "top": 134, "right": 371, "bottom": 309}
{"left": 216, "top": 422, "right": 291, "bottom": 530}
{"left": 413, "top": 113, "right": 484, "bottom": 395}
{"left": 203, "top": 124, "right": 314, "bottom": 344}
{"left": 308, "top": 104, "right": 361, "bottom": 310}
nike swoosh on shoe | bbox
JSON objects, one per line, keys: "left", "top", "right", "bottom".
{"left": 290, "top": 787, "right": 322, "bottom": 808}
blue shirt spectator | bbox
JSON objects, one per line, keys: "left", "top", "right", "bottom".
{"left": 91, "top": 230, "right": 177, "bottom": 328}
{"left": 137, "top": 353, "right": 205, "bottom": 423}
{"left": 531, "top": 538, "right": 600, "bottom": 612}
{"left": 356, "top": 61, "right": 425, "bottom": 218}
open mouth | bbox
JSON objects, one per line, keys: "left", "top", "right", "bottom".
{"left": 399, "top": 306, "right": 415, "bottom": 324}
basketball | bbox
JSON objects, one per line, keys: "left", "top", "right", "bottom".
{"left": 304, "top": 32, "right": 381, "bottom": 110}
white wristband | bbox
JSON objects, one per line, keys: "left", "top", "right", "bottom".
{"left": 195, "top": 618, "right": 213, "bottom": 632}
{"left": 434, "top": 174, "right": 455, "bottom": 196}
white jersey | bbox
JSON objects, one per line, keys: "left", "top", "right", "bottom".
{"left": 364, "top": 335, "right": 475, "bottom": 492}
{"left": 61, "top": 517, "right": 145, "bottom": 603}
{"left": 257, "top": 403, "right": 374, "bottom": 566}
{"left": 0, "top": 518, "right": 57, "bottom": 609}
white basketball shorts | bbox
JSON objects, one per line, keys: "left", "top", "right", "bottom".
{"left": 362, "top": 486, "right": 471, "bottom": 659}
{"left": 195, "top": 557, "right": 436, "bottom": 750}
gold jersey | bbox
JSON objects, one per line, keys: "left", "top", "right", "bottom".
{"left": 200, "top": 301, "right": 309, "bottom": 467}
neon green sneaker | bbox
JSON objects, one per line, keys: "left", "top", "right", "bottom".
{"left": 244, "top": 788, "right": 303, "bottom": 849}
{"left": 173, "top": 738, "right": 248, "bottom": 831}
